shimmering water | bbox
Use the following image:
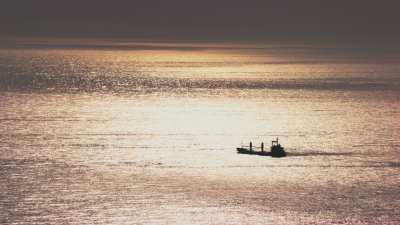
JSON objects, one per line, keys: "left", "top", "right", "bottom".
{"left": 0, "top": 43, "right": 399, "bottom": 224}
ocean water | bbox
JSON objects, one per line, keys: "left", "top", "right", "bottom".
{"left": 0, "top": 43, "right": 399, "bottom": 224}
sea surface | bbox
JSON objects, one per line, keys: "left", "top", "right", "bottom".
{"left": 0, "top": 42, "right": 399, "bottom": 224}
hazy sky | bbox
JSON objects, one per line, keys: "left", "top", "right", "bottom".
{"left": 1, "top": 0, "right": 400, "bottom": 43}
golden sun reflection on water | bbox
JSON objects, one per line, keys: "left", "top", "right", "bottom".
{"left": 0, "top": 45, "right": 399, "bottom": 224}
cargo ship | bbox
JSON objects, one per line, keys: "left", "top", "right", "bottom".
{"left": 237, "top": 138, "right": 286, "bottom": 157}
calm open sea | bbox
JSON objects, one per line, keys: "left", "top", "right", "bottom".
{"left": 0, "top": 42, "right": 399, "bottom": 224}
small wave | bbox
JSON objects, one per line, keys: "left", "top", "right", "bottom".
{"left": 1, "top": 73, "right": 398, "bottom": 93}
{"left": 153, "top": 163, "right": 400, "bottom": 169}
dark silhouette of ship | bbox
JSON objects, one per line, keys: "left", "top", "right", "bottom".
{"left": 237, "top": 138, "right": 287, "bottom": 157}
